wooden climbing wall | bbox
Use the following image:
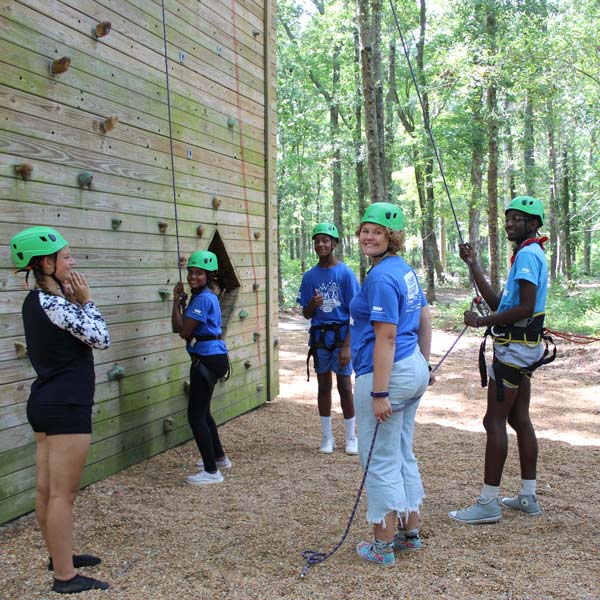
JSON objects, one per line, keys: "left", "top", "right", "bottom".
{"left": 0, "top": 0, "right": 278, "bottom": 525}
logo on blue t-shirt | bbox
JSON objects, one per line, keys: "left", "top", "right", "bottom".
{"left": 318, "top": 281, "right": 341, "bottom": 313}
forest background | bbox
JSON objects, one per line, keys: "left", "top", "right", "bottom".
{"left": 276, "top": 0, "right": 600, "bottom": 335}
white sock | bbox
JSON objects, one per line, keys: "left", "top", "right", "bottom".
{"left": 320, "top": 416, "right": 332, "bottom": 439}
{"left": 480, "top": 484, "right": 500, "bottom": 501}
{"left": 344, "top": 417, "right": 356, "bottom": 441}
{"left": 520, "top": 479, "right": 536, "bottom": 496}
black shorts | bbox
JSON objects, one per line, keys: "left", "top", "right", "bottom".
{"left": 27, "top": 402, "right": 93, "bottom": 435}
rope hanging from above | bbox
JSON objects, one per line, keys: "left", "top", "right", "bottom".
{"left": 160, "top": 0, "right": 183, "bottom": 283}
{"left": 388, "top": 0, "right": 485, "bottom": 308}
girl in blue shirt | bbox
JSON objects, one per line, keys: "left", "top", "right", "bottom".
{"left": 350, "top": 203, "right": 433, "bottom": 567}
{"left": 172, "top": 251, "right": 230, "bottom": 486}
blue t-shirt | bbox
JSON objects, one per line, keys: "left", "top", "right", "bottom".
{"left": 297, "top": 262, "right": 359, "bottom": 346}
{"left": 350, "top": 255, "right": 426, "bottom": 376}
{"left": 184, "top": 288, "right": 228, "bottom": 356}
{"left": 497, "top": 243, "right": 548, "bottom": 315}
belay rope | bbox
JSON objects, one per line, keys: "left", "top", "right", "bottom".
{"left": 160, "top": 0, "right": 183, "bottom": 283}
{"left": 299, "top": 337, "right": 463, "bottom": 578}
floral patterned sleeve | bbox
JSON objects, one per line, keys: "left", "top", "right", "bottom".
{"left": 39, "top": 291, "right": 111, "bottom": 349}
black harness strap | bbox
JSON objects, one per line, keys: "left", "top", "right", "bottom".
{"left": 478, "top": 314, "right": 556, "bottom": 401}
{"left": 306, "top": 321, "right": 349, "bottom": 381}
{"left": 191, "top": 356, "right": 218, "bottom": 393}
{"left": 194, "top": 334, "right": 222, "bottom": 342}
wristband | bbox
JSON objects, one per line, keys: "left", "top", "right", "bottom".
{"left": 370, "top": 391, "right": 389, "bottom": 398}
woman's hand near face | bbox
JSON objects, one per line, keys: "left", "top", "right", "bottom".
{"left": 67, "top": 272, "right": 91, "bottom": 305}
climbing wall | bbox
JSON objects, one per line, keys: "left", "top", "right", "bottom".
{"left": 0, "top": 0, "right": 278, "bottom": 524}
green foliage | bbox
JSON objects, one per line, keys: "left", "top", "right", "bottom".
{"left": 279, "top": 253, "right": 303, "bottom": 308}
{"left": 429, "top": 282, "right": 600, "bottom": 336}
{"left": 276, "top": 0, "right": 600, "bottom": 300}
{"left": 545, "top": 282, "right": 600, "bottom": 335}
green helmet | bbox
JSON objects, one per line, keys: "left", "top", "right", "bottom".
{"left": 360, "top": 202, "right": 404, "bottom": 231}
{"left": 312, "top": 223, "right": 339, "bottom": 240}
{"left": 506, "top": 196, "right": 544, "bottom": 226}
{"left": 10, "top": 226, "right": 69, "bottom": 268}
{"left": 187, "top": 250, "right": 218, "bottom": 271}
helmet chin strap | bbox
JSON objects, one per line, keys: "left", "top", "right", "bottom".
{"left": 46, "top": 253, "right": 66, "bottom": 296}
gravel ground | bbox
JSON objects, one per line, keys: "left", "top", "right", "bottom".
{"left": 1, "top": 314, "right": 599, "bottom": 600}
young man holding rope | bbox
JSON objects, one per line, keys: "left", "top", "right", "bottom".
{"left": 449, "top": 196, "right": 553, "bottom": 524}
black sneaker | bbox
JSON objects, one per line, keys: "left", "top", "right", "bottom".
{"left": 52, "top": 574, "right": 110, "bottom": 594}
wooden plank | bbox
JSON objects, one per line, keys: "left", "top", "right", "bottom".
{"left": 0, "top": 86, "right": 265, "bottom": 178}
{"left": 159, "top": 0, "right": 264, "bottom": 77}
{"left": 0, "top": 154, "right": 265, "bottom": 212}
{"left": 0, "top": 408, "right": 190, "bottom": 502}
{"left": 2, "top": 3, "right": 266, "bottom": 127}
{"left": 0, "top": 176, "right": 266, "bottom": 227}
{"left": 0, "top": 46, "right": 266, "bottom": 158}
{"left": 0, "top": 199, "right": 266, "bottom": 251}
{"left": 0, "top": 132, "right": 266, "bottom": 202}
{"left": 0, "top": 108, "right": 265, "bottom": 193}
{"left": 19, "top": 0, "right": 265, "bottom": 105}
{"left": 0, "top": 313, "right": 271, "bottom": 387}
{"left": 0, "top": 419, "right": 193, "bottom": 523}
{"left": 138, "top": 0, "right": 264, "bottom": 69}
{"left": 1, "top": 346, "right": 270, "bottom": 432}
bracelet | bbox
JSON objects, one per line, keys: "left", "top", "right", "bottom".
{"left": 370, "top": 391, "right": 389, "bottom": 398}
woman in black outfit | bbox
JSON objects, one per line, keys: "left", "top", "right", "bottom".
{"left": 11, "top": 226, "right": 110, "bottom": 594}
{"left": 172, "top": 250, "right": 231, "bottom": 485}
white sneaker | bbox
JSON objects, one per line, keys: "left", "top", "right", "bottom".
{"left": 186, "top": 470, "right": 224, "bottom": 486}
{"left": 196, "top": 456, "right": 232, "bottom": 469}
{"left": 345, "top": 438, "right": 358, "bottom": 455}
{"left": 319, "top": 437, "right": 335, "bottom": 454}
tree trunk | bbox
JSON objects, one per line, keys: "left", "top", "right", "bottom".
{"left": 486, "top": 6, "right": 500, "bottom": 292}
{"left": 523, "top": 92, "right": 536, "bottom": 196}
{"left": 358, "top": 0, "right": 385, "bottom": 203}
{"left": 354, "top": 25, "right": 368, "bottom": 281}
{"left": 469, "top": 87, "right": 485, "bottom": 267}
{"left": 546, "top": 97, "right": 559, "bottom": 281}
{"left": 385, "top": 38, "right": 396, "bottom": 204}
{"left": 560, "top": 147, "right": 572, "bottom": 280}
{"left": 331, "top": 42, "right": 344, "bottom": 261}
{"left": 503, "top": 96, "right": 516, "bottom": 201}
{"left": 416, "top": 0, "right": 439, "bottom": 299}
{"left": 583, "top": 135, "right": 594, "bottom": 275}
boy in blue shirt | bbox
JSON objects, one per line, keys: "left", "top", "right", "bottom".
{"left": 449, "top": 196, "right": 552, "bottom": 524}
{"left": 297, "top": 223, "right": 360, "bottom": 454}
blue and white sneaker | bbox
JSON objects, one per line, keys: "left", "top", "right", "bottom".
{"left": 356, "top": 541, "right": 395, "bottom": 566}
{"left": 448, "top": 497, "right": 502, "bottom": 524}
{"left": 393, "top": 534, "right": 421, "bottom": 551}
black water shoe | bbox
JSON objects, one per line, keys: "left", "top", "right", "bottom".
{"left": 52, "top": 574, "right": 109, "bottom": 594}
